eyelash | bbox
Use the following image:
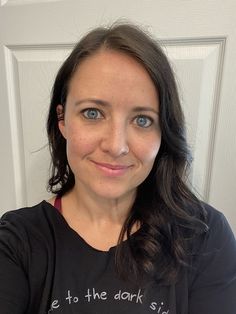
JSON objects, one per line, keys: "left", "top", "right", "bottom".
{"left": 81, "top": 108, "right": 154, "bottom": 128}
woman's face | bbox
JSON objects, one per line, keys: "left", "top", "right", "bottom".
{"left": 58, "top": 49, "right": 161, "bottom": 202}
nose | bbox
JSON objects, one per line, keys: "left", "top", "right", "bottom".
{"left": 100, "top": 122, "right": 129, "bottom": 157}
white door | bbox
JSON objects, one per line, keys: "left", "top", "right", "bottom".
{"left": 0, "top": 0, "right": 235, "bottom": 232}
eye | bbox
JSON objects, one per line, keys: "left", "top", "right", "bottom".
{"left": 134, "top": 115, "right": 153, "bottom": 128}
{"left": 82, "top": 108, "right": 103, "bottom": 120}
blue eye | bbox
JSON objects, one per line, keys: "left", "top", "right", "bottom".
{"left": 135, "top": 115, "right": 153, "bottom": 128}
{"left": 82, "top": 108, "right": 102, "bottom": 120}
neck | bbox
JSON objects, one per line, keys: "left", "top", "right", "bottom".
{"left": 63, "top": 185, "right": 136, "bottom": 226}
{"left": 54, "top": 185, "right": 139, "bottom": 251}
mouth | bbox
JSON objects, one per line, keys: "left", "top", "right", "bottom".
{"left": 91, "top": 161, "right": 133, "bottom": 176}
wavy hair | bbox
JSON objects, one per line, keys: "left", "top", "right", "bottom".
{"left": 47, "top": 23, "right": 207, "bottom": 284}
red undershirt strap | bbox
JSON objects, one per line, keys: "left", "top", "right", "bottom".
{"left": 54, "top": 196, "right": 62, "bottom": 212}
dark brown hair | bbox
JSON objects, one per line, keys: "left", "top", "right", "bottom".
{"left": 47, "top": 23, "right": 207, "bottom": 284}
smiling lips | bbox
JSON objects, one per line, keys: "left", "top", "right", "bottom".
{"left": 91, "top": 161, "right": 132, "bottom": 176}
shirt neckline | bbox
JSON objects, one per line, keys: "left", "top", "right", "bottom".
{"left": 42, "top": 200, "right": 130, "bottom": 254}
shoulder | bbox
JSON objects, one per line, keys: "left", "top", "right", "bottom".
{"left": 200, "top": 203, "right": 235, "bottom": 250}
{"left": 2, "top": 200, "right": 50, "bottom": 217}
{"left": 203, "top": 202, "right": 229, "bottom": 226}
{"left": 0, "top": 201, "right": 59, "bottom": 267}
{"left": 1, "top": 200, "right": 56, "bottom": 226}
{"left": 185, "top": 202, "right": 235, "bottom": 256}
{"left": 187, "top": 204, "right": 236, "bottom": 312}
{"left": 189, "top": 202, "right": 236, "bottom": 284}
{"left": 0, "top": 201, "right": 59, "bottom": 249}
{"left": 189, "top": 202, "right": 236, "bottom": 259}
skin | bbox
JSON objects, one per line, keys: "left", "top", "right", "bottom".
{"left": 56, "top": 49, "right": 161, "bottom": 250}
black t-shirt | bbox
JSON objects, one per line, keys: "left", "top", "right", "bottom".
{"left": 0, "top": 201, "right": 236, "bottom": 314}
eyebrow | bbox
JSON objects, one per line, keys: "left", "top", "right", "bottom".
{"left": 75, "top": 98, "right": 110, "bottom": 107}
{"left": 75, "top": 98, "right": 159, "bottom": 115}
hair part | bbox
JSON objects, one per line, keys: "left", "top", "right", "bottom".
{"left": 47, "top": 22, "right": 208, "bottom": 284}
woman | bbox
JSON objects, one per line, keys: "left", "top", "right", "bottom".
{"left": 0, "top": 23, "right": 236, "bottom": 314}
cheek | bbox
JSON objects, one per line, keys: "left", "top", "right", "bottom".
{"left": 136, "top": 137, "right": 161, "bottom": 165}
{"left": 66, "top": 129, "right": 96, "bottom": 158}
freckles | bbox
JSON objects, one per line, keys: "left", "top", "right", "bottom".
{"left": 68, "top": 133, "right": 97, "bottom": 155}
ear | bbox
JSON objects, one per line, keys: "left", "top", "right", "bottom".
{"left": 56, "top": 104, "right": 67, "bottom": 139}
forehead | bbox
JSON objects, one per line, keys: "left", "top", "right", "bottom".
{"left": 67, "top": 49, "right": 159, "bottom": 109}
